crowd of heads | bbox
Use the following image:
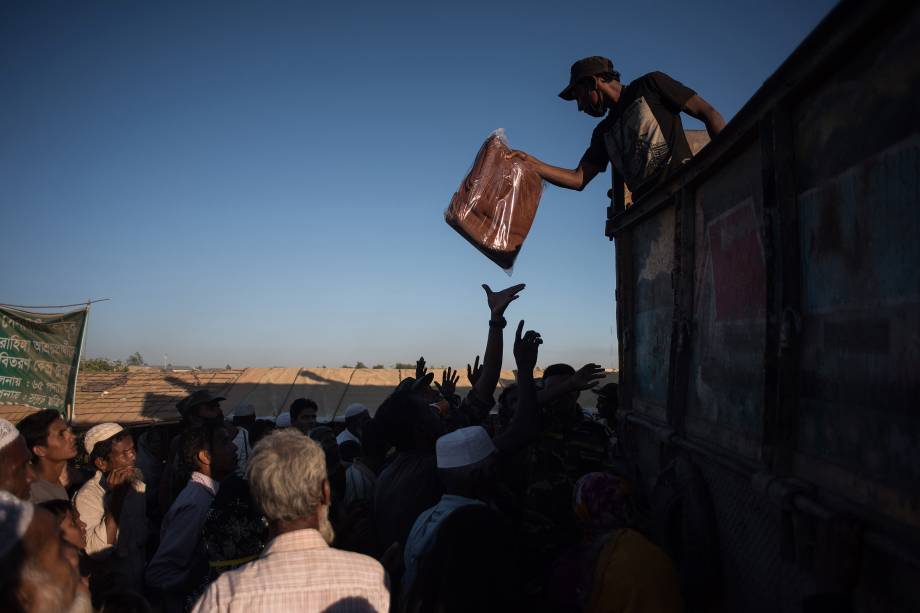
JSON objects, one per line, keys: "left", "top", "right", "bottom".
{"left": 0, "top": 283, "right": 666, "bottom": 613}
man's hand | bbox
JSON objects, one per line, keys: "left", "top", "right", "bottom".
{"left": 415, "top": 356, "right": 427, "bottom": 380}
{"left": 466, "top": 355, "right": 483, "bottom": 386}
{"left": 506, "top": 150, "right": 531, "bottom": 164}
{"left": 434, "top": 367, "right": 460, "bottom": 400}
{"left": 106, "top": 466, "right": 138, "bottom": 489}
{"left": 513, "top": 320, "right": 542, "bottom": 372}
{"left": 567, "top": 363, "right": 607, "bottom": 392}
{"left": 483, "top": 283, "right": 526, "bottom": 319}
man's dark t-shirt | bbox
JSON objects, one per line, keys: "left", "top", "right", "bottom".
{"left": 583, "top": 71, "right": 696, "bottom": 198}
{"left": 373, "top": 451, "right": 443, "bottom": 550}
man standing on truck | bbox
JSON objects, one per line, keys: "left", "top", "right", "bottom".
{"left": 511, "top": 56, "right": 726, "bottom": 203}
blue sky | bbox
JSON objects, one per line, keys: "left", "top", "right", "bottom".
{"left": 2, "top": 0, "right": 837, "bottom": 369}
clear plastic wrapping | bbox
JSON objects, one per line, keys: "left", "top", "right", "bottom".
{"left": 445, "top": 129, "right": 544, "bottom": 270}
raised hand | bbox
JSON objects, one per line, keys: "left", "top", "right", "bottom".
{"left": 513, "top": 320, "right": 542, "bottom": 372}
{"left": 466, "top": 355, "right": 483, "bottom": 386}
{"left": 505, "top": 150, "right": 531, "bottom": 163}
{"left": 567, "top": 363, "right": 606, "bottom": 392}
{"left": 483, "top": 283, "right": 526, "bottom": 319}
{"left": 434, "top": 367, "right": 460, "bottom": 400}
{"left": 415, "top": 356, "right": 427, "bottom": 380}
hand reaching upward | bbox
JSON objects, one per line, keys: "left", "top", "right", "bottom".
{"left": 466, "top": 355, "right": 483, "bottom": 387}
{"left": 434, "top": 367, "right": 460, "bottom": 400}
{"left": 483, "top": 283, "right": 526, "bottom": 319}
{"left": 513, "top": 320, "right": 542, "bottom": 372}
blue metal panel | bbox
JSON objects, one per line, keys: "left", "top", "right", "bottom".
{"left": 796, "top": 138, "right": 920, "bottom": 516}
{"left": 631, "top": 207, "right": 675, "bottom": 421}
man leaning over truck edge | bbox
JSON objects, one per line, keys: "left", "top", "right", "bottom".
{"left": 510, "top": 56, "right": 726, "bottom": 204}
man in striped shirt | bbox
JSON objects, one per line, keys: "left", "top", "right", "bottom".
{"left": 192, "top": 429, "right": 390, "bottom": 612}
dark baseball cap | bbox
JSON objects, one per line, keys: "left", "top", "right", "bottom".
{"left": 176, "top": 389, "right": 225, "bottom": 415}
{"left": 559, "top": 56, "right": 616, "bottom": 100}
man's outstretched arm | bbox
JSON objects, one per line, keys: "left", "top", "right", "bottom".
{"left": 468, "top": 283, "right": 526, "bottom": 415}
{"left": 683, "top": 94, "right": 726, "bottom": 139}
{"left": 507, "top": 150, "right": 604, "bottom": 192}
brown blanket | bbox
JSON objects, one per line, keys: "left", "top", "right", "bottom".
{"left": 445, "top": 131, "right": 543, "bottom": 269}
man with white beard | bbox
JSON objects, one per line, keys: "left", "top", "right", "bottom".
{"left": 191, "top": 429, "right": 390, "bottom": 612}
{"left": 0, "top": 490, "right": 92, "bottom": 613}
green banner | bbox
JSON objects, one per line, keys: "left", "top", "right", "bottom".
{"left": 0, "top": 306, "right": 89, "bottom": 417}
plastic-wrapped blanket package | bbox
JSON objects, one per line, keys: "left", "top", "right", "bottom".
{"left": 445, "top": 129, "right": 544, "bottom": 270}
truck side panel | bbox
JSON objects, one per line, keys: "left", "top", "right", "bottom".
{"left": 687, "top": 143, "right": 768, "bottom": 462}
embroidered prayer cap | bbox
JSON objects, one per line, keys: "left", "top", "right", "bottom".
{"left": 344, "top": 403, "right": 368, "bottom": 419}
{"left": 0, "top": 489, "right": 34, "bottom": 559}
{"left": 84, "top": 422, "right": 124, "bottom": 456}
{"left": 0, "top": 418, "right": 20, "bottom": 451}
{"left": 436, "top": 426, "right": 496, "bottom": 469}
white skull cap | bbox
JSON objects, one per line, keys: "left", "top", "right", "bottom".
{"left": 84, "top": 422, "right": 124, "bottom": 456}
{"left": 344, "top": 403, "right": 368, "bottom": 419}
{"left": 436, "top": 426, "right": 496, "bottom": 469}
{"left": 0, "top": 418, "right": 19, "bottom": 451}
{"left": 0, "top": 489, "right": 34, "bottom": 559}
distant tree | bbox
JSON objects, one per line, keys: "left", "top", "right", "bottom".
{"left": 372, "top": 364, "right": 384, "bottom": 369}
{"left": 355, "top": 361, "right": 367, "bottom": 369}
{"left": 195, "top": 365, "right": 203, "bottom": 370}
{"left": 393, "top": 362, "right": 416, "bottom": 369}
{"left": 82, "top": 358, "right": 128, "bottom": 373}
{"left": 225, "top": 364, "right": 232, "bottom": 370}
{"left": 127, "top": 352, "right": 144, "bottom": 366}
{"left": 341, "top": 365, "right": 350, "bottom": 368}
{"left": 321, "top": 365, "right": 327, "bottom": 369}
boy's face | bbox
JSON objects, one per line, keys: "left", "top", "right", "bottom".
{"left": 60, "top": 508, "right": 87, "bottom": 551}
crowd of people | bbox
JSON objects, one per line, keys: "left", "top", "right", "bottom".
{"left": 0, "top": 283, "right": 684, "bottom": 613}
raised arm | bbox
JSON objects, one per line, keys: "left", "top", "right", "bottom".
{"left": 494, "top": 320, "right": 541, "bottom": 455}
{"left": 507, "top": 150, "right": 604, "bottom": 192}
{"left": 537, "top": 363, "right": 606, "bottom": 406}
{"left": 683, "top": 94, "right": 726, "bottom": 139}
{"left": 469, "top": 283, "right": 525, "bottom": 406}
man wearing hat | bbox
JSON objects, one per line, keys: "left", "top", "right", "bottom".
{"left": 160, "top": 389, "right": 226, "bottom": 516}
{"left": 401, "top": 425, "right": 498, "bottom": 600}
{"left": 511, "top": 56, "right": 725, "bottom": 203}
{"left": 337, "top": 403, "right": 370, "bottom": 447}
{"left": 176, "top": 389, "right": 226, "bottom": 425}
{"left": 0, "top": 417, "right": 35, "bottom": 499}
{"left": 74, "top": 421, "right": 148, "bottom": 595}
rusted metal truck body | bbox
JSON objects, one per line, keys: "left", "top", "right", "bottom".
{"left": 606, "top": 0, "right": 919, "bottom": 610}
